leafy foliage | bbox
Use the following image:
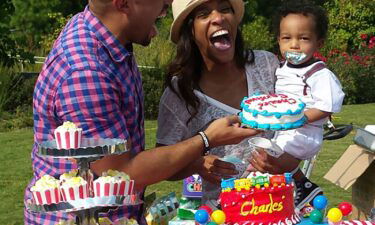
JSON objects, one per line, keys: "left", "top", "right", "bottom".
{"left": 0, "top": 0, "right": 34, "bottom": 67}
{"left": 39, "top": 13, "right": 73, "bottom": 54}
{"left": 315, "top": 34, "right": 375, "bottom": 105}
{"left": 242, "top": 17, "right": 275, "bottom": 52}
{"left": 134, "top": 14, "right": 175, "bottom": 69}
{"left": 134, "top": 15, "right": 175, "bottom": 119}
{"left": 142, "top": 68, "right": 166, "bottom": 119}
{"left": 0, "top": 66, "right": 36, "bottom": 112}
{"left": 10, "top": 0, "right": 87, "bottom": 51}
{"left": 323, "top": 0, "right": 375, "bottom": 52}
{"left": 10, "top": 0, "right": 61, "bottom": 50}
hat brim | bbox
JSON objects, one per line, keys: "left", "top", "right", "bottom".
{"left": 170, "top": 0, "right": 244, "bottom": 44}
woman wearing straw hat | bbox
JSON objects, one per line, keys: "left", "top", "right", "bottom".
{"left": 156, "top": 0, "right": 319, "bottom": 208}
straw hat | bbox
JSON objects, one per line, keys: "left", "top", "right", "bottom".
{"left": 170, "top": 0, "right": 244, "bottom": 43}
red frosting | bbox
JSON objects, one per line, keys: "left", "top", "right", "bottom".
{"left": 220, "top": 184, "right": 298, "bottom": 225}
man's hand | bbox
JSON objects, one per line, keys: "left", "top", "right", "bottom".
{"left": 247, "top": 148, "right": 300, "bottom": 174}
{"left": 204, "top": 115, "right": 261, "bottom": 148}
{"left": 195, "top": 155, "right": 237, "bottom": 184}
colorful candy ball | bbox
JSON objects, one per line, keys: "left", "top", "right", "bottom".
{"left": 211, "top": 210, "right": 226, "bottom": 224}
{"left": 313, "top": 195, "right": 328, "bottom": 210}
{"left": 195, "top": 209, "right": 209, "bottom": 224}
{"left": 199, "top": 205, "right": 214, "bottom": 215}
{"left": 207, "top": 222, "right": 218, "bottom": 225}
{"left": 309, "top": 209, "right": 323, "bottom": 223}
{"left": 327, "top": 208, "right": 343, "bottom": 222}
{"left": 338, "top": 202, "right": 352, "bottom": 216}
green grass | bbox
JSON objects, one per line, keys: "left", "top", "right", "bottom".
{"left": 0, "top": 103, "right": 374, "bottom": 224}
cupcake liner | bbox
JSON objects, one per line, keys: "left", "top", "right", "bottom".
{"left": 61, "top": 184, "right": 88, "bottom": 202}
{"left": 54, "top": 129, "right": 82, "bottom": 149}
{"left": 93, "top": 181, "right": 118, "bottom": 197}
{"left": 32, "top": 188, "right": 61, "bottom": 205}
{"left": 118, "top": 180, "right": 134, "bottom": 196}
{"left": 94, "top": 180, "right": 134, "bottom": 197}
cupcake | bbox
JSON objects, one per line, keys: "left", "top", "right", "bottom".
{"left": 60, "top": 176, "right": 88, "bottom": 201}
{"left": 54, "top": 121, "right": 82, "bottom": 149}
{"left": 93, "top": 176, "right": 118, "bottom": 197}
{"left": 105, "top": 169, "right": 134, "bottom": 196}
{"left": 94, "top": 169, "right": 134, "bottom": 197}
{"left": 30, "top": 175, "right": 61, "bottom": 205}
{"left": 60, "top": 169, "right": 94, "bottom": 197}
{"left": 59, "top": 169, "right": 78, "bottom": 183}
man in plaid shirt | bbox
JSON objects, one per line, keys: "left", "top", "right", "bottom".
{"left": 25, "top": 0, "right": 258, "bottom": 224}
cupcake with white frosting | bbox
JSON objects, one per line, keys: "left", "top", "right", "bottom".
{"left": 54, "top": 121, "right": 82, "bottom": 149}
{"left": 93, "top": 175, "right": 118, "bottom": 197}
{"left": 94, "top": 169, "right": 134, "bottom": 197}
{"left": 60, "top": 176, "right": 88, "bottom": 201}
{"left": 31, "top": 175, "right": 61, "bottom": 205}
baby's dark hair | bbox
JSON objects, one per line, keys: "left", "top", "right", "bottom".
{"left": 273, "top": 0, "right": 329, "bottom": 41}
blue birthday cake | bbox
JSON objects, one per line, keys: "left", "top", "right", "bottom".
{"left": 240, "top": 93, "right": 307, "bottom": 130}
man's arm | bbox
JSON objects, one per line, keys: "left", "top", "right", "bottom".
{"left": 55, "top": 71, "right": 258, "bottom": 189}
{"left": 91, "top": 134, "right": 204, "bottom": 190}
{"left": 91, "top": 115, "right": 259, "bottom": 189}
{"left": 154, "top": 143, "right": 201, "bottom": 181}
{"left": 156, "top": 152, "right": 237, "bottom": 184}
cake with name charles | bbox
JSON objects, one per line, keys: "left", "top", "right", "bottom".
{"left": 239, "top": 93, "right": 307, "bottom": 130}
{"left": 220, "top": 172, "right": 301, "bottom": 225}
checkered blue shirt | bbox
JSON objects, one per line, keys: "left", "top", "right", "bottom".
{"left": 25, "top": 6, "right": 145, "bottom": 224}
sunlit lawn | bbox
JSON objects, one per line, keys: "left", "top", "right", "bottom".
{"left": 1, "top": 103, "right": 374, "bottom": 224}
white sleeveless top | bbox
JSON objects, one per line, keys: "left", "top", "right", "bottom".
{"left": 156, "top": 50, "right": 279, "bottom": 203}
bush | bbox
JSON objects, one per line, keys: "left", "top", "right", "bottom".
{"left": 242, "top": 16, "right": 276, "bottom": 52}
{"left": 315, "top": 34, "right": 375, "bottom": 104}
{"left": 0, "top": 70, "right": 36, "bottom": 112}
{"left": 0, "top": 106, "right": 33, "bottom": 132}
{"left": 0, "top": 66, "right": 35, "bottom": 131}
{"left": 141, "top": 67, "right": 166, "bottom": 119}
{"left": 134, "top": 15, "right": 175, "bottom": 69}
{"left": 39, "top": 13, "right": 72, "bottom": 54}
{"left": 134, "top": 15, "right": 174, "bottom": 119}
{"left": 323, "top": 0, "right": 375, "bottom": 52}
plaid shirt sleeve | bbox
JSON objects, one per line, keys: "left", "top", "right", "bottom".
{"left": 54, "top": 69, "right": 129, "bottom": 140}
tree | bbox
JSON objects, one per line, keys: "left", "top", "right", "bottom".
{"left": 0, "top": 0, "right": 33, "bottom": 67}
{"left": 10, "top": 0, "right": 88, "bottom": 51}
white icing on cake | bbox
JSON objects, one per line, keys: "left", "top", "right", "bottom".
{"left": 240, "top": 94, "right": 306, "bottom": 130}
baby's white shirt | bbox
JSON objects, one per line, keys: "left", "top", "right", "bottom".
{"left": 273, "top": 61, "right": 345, "bottom": 160}
{"left": 275, "top": 61, "right": 345, "bottom": 126}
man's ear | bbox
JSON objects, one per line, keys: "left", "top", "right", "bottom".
{"left": 114, "top": 0, "right": 130, "bottom": 14}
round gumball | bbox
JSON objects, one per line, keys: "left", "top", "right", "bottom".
{"left": 195, "top": 209, "right": 210, "bottom": 224}
{"left": 199, "top": 205, "right": 214, "bottom": 215}
{"left": 313, "top": 195, "right": 328, "bottom": 210}
{"left": 327, "top": 208, "right": 343, "bottom": 223}
{"left": 211, "top": 210, "right": 226, "bottom": 224}
{"left": 309, "top": 209, "right": 323, "bottom": 223}
{"left": 207, "top": 222, "right": 218, "bottom": 225}
{"left": 338, "top": 202, "right": 352, "bottom": 216}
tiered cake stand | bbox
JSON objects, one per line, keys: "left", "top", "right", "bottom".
{"left": 26, "top": 138, "right": 142, "bottom": 225}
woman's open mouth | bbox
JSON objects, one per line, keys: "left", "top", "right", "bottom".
{"left": 210, "top": 29, "right": 232, "bottom": 51}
